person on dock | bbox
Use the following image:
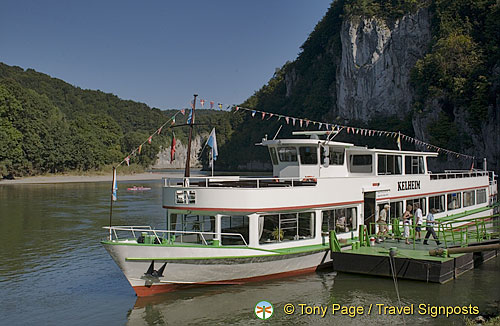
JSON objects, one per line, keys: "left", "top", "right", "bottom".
{"left": 376, "top": 204, "right": 389, "bottom": 242}
{"left": 403, "top": 204, "right": 412, "bottom": 245}
{"left": 414, "top": 203, "right": 423, "bottom": 241}
{"left": 423, "top": 208, "right": 441, "bottom": 246}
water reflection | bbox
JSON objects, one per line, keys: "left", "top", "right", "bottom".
{"left": 127, "top": 258, "right": 499, "bottom": 326}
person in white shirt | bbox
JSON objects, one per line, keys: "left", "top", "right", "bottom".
{"left": 414, "top": 203, "right": 423, "bottom": 241}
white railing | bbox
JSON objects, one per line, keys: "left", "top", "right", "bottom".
{"left": 103, "top": 226, "right": 248, "bottom": 246}
{"left": 163, "top": 176, "right": 318, "bottom": 189}
{"left": 430, "top": 170, "right": 489, "bottom": 180}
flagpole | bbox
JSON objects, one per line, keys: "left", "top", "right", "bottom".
{"left": 211, "top": 147, "right": 214, "bottom": 177}
{"left": 184, "top": 94, "right": 197, "bottom": 178}
{"left": 109, "top": 166, "right": 116, "bottom": 240}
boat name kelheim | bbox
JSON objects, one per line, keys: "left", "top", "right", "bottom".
{"left": 397, "top": 180, "right": 421, "bottom": 191}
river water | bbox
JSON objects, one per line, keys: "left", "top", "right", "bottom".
{"left": 0, "top": 179, "right": 498, "bottom": 325}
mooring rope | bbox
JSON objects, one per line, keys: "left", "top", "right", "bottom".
{"left": 388, "top": 252, "right": 406, "bottom": 325}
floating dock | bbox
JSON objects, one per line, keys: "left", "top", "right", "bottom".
{"left": 329, "top": 215, "right": 500, "bottom": 283}
{"left": 331, "top": 240, "right": 498, "bottom": 283}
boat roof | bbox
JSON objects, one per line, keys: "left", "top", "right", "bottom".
{"left": 259, "top": 138, "right": 439, "bottom": 157}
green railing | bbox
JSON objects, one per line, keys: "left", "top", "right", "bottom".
{"left": 365, "top": 213, "right": 499, "bottom": 249}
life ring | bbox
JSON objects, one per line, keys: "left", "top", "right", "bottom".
{"left": 302, "top": 176, "right": 317, "bottom": 182}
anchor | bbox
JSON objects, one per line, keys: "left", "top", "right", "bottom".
{"left": 142, "top": 260, "right": 167, "bottom": 287}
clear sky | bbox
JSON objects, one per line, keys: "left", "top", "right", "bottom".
{"left": 1, "top": 0, "right": 332, "bottom": 109}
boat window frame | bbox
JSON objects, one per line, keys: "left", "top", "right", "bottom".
{"left": 429, "top": 194, "right": 445, "bottom": 213}
{"left": 463, "top": 190, "right": 476, "bottom": 207}
{"left": 349, "top": 154, "right": 373, "bottom": 173}
{"left": 258, "top": 211, "right": 315, "bottom": 244}
{"left": 277, "top": 146, "right": 298, "bottom": 163}
{"left": 476, "top": 189, "right": 487, "bottom": 204}
{"left": 377, "top": 154, "right": 402, "bottom": 175}
{"left": 447, "top": 192, "right": 462, "bottom": 211}
{"left": 405, "top": 155, "right": 425, "bottom": 175}
{"left": 299, "top": 146, "right": 318, "bottom": 165}
{"left": 320, "top": 146, "right": 345, "bottom": 165}
{"left": 269, "top": 147, "right": 278, "bottom": 165}
{"left": 321, "top": 206, "right": 357, "bottom": 234}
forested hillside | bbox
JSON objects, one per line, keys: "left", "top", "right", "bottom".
{"left": 0, "top": 63, "right": 236, "bottom": 178}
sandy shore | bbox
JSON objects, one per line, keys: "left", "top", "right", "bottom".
{"left": 0, "top": 171, "right": 207, "bottom": 185}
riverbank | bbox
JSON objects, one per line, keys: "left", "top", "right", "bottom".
{"left": 0, "top": 170, "right": 206, "bottom": 185}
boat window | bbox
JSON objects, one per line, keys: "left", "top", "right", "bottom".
{"left": 377, "top": 154, "right": 402, "bottom": 175}
{"left": 477, "top": 189, "right": 487, "bottom": 204}
{"left": 429, "top": 195, "right": 445, "bottom": 213}
{"left": 278, "top": 147, "right": 297, "bottom": 162}
{"left": 390, "top": 201, "right": 404, "bottom": 220}
{"left": 349, "top": 155, "right": 372, "bottom": 173}
{"left": 447, "top": 192, "right": 462, "bottom": 211}
{"left": 221, "top": 215, "right": 249, "bottom": 245}
{"left": 406, "top": 198, "right": 426, "bottom": 216}
{"left": 299, "top": 147, "right": 318, "bottom": 165}
{"left": 463, "top": 190, "right": 475, "bottom": 207}
{"left": 169, "top": 214, "right": 215, "bottom": 244}
{"left": 320, "top": 147, "right": 344, "bottom": 165}
{"left": 259, "top": 212, "right": 315, "bottom": 244}
{"left": 405, "top": 156, "right": 425, "bottom": 174}
{"left": 321, "top": 207, "right": 357, "bottom": 234}
{"left": 269, "top": 147, "right": 278, "bottom": 165}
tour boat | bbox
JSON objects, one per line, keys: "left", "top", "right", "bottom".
{"left": 102, "top": 131, "right": 498, "bottom": 296}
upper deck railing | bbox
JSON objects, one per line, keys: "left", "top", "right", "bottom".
{"left": 429, "top": 170, "right": 490, "bottom": 181}
{"left": 163, "top": 176, "right": 317, "bottom": 189}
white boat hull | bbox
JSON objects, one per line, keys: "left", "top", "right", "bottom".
{"left": 103, "top": 242, "right": 331, "bottom": 296}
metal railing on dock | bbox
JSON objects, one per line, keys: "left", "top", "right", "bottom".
{"left": 365, "top": 214, "right": 499, "bottom": 249}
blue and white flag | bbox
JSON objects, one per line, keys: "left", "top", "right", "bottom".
{"left": 207, "top": 128, "right": 218, "bottom": 161}
{"left": 112, "top": 168, "right": 117, "bottom": 201}
{"left": 187, "top": 109, "right": 194, "bottom": 124}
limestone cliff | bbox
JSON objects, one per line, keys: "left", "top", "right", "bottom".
{"left": 337, "top": 8, "right": 431, "bottom": 121}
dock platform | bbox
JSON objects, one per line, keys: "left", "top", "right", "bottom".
{"left": 331, "top": 239, "right": 499, "bottom": 283}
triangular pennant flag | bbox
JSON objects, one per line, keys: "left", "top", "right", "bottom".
{"left": 235, "top": 106, "right": 239, "bottom": 111}
{"left": 200, "top": 99, "right": 205, "bottom": 107}
{"left": 251, "top": 110, "right": 256, "bottom": 117}
{"left": 218, "top": 103, "right": 223, "bottom": 109}
{"left": 125, "top": 156, "right": 130, "bottom": 166}
{"left": 318, "top": 123, "right": 322, "bottom": 129}
{"left": 138, "top": 144, "right": 142, "bottom": 154}
{"left": 158, "top": 126, "right": 163, "bottom": 135}
{"left": 306, "top": 120, "right": 309, "bottom": 127}
{"left": 262, "top": 112, "right": 266, "bottom": 120}
{"left": 292, "top": 118, "right": 295, "bottom": 126}
{"left": 148, "top": 136, "right": 152, "bottom": 144}
{"left": 210, "top": 101, "right": 214, "bottom": 109}
{"left": 181, "top": 109, "right": 185, "bottom": 115}
{"left": 171, "top": 116, "right": 176, "bottom": 126}
{"left": 285, "top": 117, "right": 289, "bottom": 124}
{"left": 171, "top": 132, "right": 176, "bottom": 162}
{"left": 299, "top": 119, "right": 303, "bottom": 127}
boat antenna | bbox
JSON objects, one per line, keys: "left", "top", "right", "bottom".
{"left": 273, "top": 125, "right": 283, "bottom": 140}
{"left": 184, "top": 94, "right": 198, "bottom": 177}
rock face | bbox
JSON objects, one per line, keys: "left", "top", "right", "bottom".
{"left": 337, "top": 8, "right": 432, "bottom": 121}
{"left": 152, "top": 136, "right": 203, "bottom": 169}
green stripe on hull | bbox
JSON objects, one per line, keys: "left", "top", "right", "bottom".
{"left": 124, "top": 248, "right": 330, "bottom": 264}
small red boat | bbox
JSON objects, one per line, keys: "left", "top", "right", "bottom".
{"left": 127, "top": 186, "right": 151, "bottom": 191}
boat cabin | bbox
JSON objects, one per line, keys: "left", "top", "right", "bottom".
{"left": 260, "top": 131, "right": 437, "bottom": 179}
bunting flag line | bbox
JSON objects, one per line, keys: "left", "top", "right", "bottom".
{"left": 117, "top": 109, "right": 182, "bottom": 168}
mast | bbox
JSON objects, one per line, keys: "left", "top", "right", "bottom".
{"left": 184, "top": 94, "right": 197, "bottom": 177}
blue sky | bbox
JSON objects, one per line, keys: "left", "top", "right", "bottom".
{"left": 1, "top": 0, "right": 332, "bottom": 109}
